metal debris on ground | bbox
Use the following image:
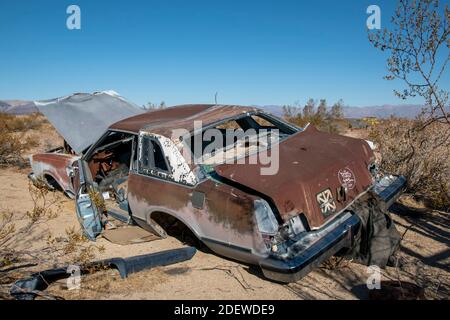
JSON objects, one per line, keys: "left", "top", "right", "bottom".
{"left": 10, "top": 247, "right": 196, "bottom": 300}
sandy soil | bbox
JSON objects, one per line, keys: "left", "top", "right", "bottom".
{"left": 0, "top": 125, "right": 448, "bottom": 300}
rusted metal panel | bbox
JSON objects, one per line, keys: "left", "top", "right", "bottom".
{"left": 195, "top": 179, "right": 257, "bottom": 236}
{"left": 145, "top": 105, "right": 259, "bottom": 137}
{"left": 30, "top": 153, "right": 80, "bottom": 194}
{"left": 110, "top": 104, "right": 214, "bottom": 133}
{"left": 127, "top": 173, "right": 266, "bottom": 256}
{"left": 214, "top": 125, "right": 375, "bottom": 228}
{"left": 110, "top": 104, "right": 258, "bottom": 136}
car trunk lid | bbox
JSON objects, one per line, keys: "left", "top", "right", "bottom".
{"left": 214, "top": 125, "right": 375, "bottom": 228}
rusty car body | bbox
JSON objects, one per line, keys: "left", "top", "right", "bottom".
{"left": 29, "top": 92, "right": 405, "bottom": 282}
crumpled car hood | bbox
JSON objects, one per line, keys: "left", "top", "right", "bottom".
{"left": 214, "top": 125, "right": 375, "bottom": 229}
{"left": 35, "top": 91, "right": 143, "bottom": 154}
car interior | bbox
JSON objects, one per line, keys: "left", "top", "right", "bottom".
{"left": 85, "top": 131, "right": 137, "bottom": 219}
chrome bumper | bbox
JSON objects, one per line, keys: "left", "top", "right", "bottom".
{"left": 259, "top": 175, "right": 406, "bottom": 283}
{"left": 372, "top": 175, "right": 407, "bottom": 210}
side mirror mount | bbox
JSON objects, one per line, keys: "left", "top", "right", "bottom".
{"left": 66, "top": 165, "right": 78, "bottom": 178}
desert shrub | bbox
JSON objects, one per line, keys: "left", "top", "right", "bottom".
{"left": 284, "top": 111, "right": 344, "bottom": 133}
{"left": 24, "top": 135, "right": 39, "bottom": 148}
{"left": 0, "top": 132, "right": 29, "bottom": 166}
{"left": 0, "top": 182, "right": 58, "bottom": 261}
{"left": 370, "top": 118, "right": 450, "bottom": 211}
{"left": 0, "top": 112, "right": 43, "bottom": 166}
{"left": 0, "top": 182, "right": 103, "bottom": 298}
{"left": 0, "top": 112, "right": 44, "bottom": 132}
{"left": 142, "top": 101, "right": 167, "bottom": 111}
{"left": 0, "top": 130, "right": 38, "bottom": 167}
{"left": 282, "top": 99, "right": 346, "bottom": 134}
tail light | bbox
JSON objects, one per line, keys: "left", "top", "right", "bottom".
{"left": 254, "top": 199, "right": 279, "bottom": 236}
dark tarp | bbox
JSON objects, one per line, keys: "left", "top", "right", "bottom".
{"left": 348, "top": 195, "right": 401, "bottom": 267}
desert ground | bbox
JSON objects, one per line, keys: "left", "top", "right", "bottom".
{"left": 0, "top": 121, "right": 448, "bottom": 300}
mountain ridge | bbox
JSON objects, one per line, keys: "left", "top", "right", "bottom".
{"left": 0, "top": 98, "right": 424, "bottom": 119}
{"left": 0, "top": 100, "right": 38, "bottom": 114}
{"left": 257, "top": 104, "right": 424, "bottom": 119}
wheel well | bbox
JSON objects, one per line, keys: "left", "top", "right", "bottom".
{"left": 150, "top": 211, "right": 203, "bottom": 248}
{"left": 43, "top": 174, "right": 63, "bottom": 191}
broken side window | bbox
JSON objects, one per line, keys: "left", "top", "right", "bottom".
{"left": 139, "top": 137, "right": 169, "bottom": 175}
{"left": 130, "top": 136, "right": 138, "bottom": 171}
{"left": 141, "top": 137, "right": 152, "bottom": 168}
{"left": 152, "top": 140, "right": 168, "bottom": 171}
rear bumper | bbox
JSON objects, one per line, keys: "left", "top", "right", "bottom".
{"left": 259, "top": 213, "right": 360, "bottom": 283}
{"left": 372, "top": 175, "right": 407, "bottom": 210}
{"left": 259, "top": 175, "right": 406, "bottom": 283}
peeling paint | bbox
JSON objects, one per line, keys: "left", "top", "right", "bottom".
{"left": 30, "top": 152, "right": 80, "bottom": 194}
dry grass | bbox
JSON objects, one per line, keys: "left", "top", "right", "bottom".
{"left": 0, "top": 182, "right": 103, "bottom": 299}
{"left": 285, "top": 115, "right": 347, "bottom": 134}
{"left": 0, "top": 113, "right": 46, "bottom": 167}
{"left": 0, "top": 113, "right": 45, "bottom": 132}
{"left": 369, "top": 118, "right": 450, "bottom": 211}
{"left": 0, "top": 132, "right": 28, "bottom": 166}
{"left": 45, "top": 267, "right": 168, "bottom": 300}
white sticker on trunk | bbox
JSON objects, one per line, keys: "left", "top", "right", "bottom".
{"left": 338, "top": 167, "right": 356, "bottom": 190}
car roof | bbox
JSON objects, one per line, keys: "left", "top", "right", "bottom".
{"left": 110, "top": 104, "right": 260, "bottom": 136}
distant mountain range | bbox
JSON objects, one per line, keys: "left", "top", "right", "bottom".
{"left": 0, "top": 98, "right": 424, "bottom": 119}
{"left": 344, "top": 104, "right": 424, "bottom": 119}
{"left": 0, "top": 100, "right": 38, "bottom": 114}
{"left": 258, "top": 104, "right": 424, "bottom": 119}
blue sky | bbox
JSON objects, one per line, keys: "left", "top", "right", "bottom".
{"left": 0, "top": 0, "right": 448, "bottom": 107}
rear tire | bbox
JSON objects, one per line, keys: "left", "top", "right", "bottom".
{"left": 150, "top": 212, "right": 205, "bottom": 249}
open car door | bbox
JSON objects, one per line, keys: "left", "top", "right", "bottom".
{"left": 74, "top": 159, "right": 104, "bottom": 241}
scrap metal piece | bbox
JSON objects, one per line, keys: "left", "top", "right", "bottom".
{"left": 10, "top": 247, "right": 197, "bottom": 300}
{"left": 111, "top": 247, "right": 196, "bottom": 278}
{"left": 10, "top": 267, "right": 70, "bottom": 300}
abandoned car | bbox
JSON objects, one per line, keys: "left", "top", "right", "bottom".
{"left": 29, "top": 91, "right": 405, "bottom": 282}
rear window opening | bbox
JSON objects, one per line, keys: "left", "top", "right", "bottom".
{"left": 186, "top": 113, "right": 297, "bottom": 165}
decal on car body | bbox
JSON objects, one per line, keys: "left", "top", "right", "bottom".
{"left": 338, "top": 167, "right": 356, "bottom": 190}
{"left": 316, "top": 188, "right": 337, "bottom": 216}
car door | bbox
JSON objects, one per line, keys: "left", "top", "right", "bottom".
{"left": 73, "top": 158, "right": 103, "bottom": 241}
{"left": 128, "top": 131, "right": 261, "bottom": 260}
{"left": 127, "top": 132, "right": 197, "bottom": 236}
